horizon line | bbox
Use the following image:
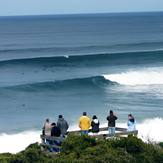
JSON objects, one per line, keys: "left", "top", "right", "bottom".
{"left": 0, "top": 10, "right": 163, "bottom": 18}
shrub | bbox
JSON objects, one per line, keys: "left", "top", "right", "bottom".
{"left": 61, "top": 135, "right": 96, "bottom": 155}
{"left": 0, "top": 136, "right": 163, "bottom": 163}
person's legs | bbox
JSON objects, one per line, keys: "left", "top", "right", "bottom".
{"left": 108, "top": 127, "right": 115, "bottom": 135}
{"left": 81, "top": 130, "right": 88, "bottom": 135}
{"left": 108, "top": 127, "right": 112, "bottom": 134}
{"left": 112, "top": 127, "right": 115, "bottom": 134}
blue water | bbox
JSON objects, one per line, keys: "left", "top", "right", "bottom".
{"left": 0, "top": 12, "right": 163, "bottom": 133}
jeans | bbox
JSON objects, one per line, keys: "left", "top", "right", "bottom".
{"left": 108, "top": 127, "right": 115, "bottom": 135}
{"left": 81, "top": 130, "right": 89, "bottom": 135}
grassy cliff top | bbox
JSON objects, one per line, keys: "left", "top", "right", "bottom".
{"left": 0, "top": 135, "right": 163, "bottom": 163}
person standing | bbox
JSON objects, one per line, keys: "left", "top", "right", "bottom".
{"left": 127, "top": 114, "right": 136, "bottom": 131}
{"left": 107, "top": 110, "right": 117, "bottom": 135}
{"left": 51, "top": 123, "right": 61, "bottom": 137}
{"left": 91, "top": 115, "right": 100, "bottom": 133}
{"left": 57, "top": 115, "right": 69, "bottom": 136}
{"left": 43, "top": 118, "right": 51, "bottom": 136}
{"left": 79, "top": 112, "right": 91, "bottom": 135}
{"left": 50, "top": 123, "right": 62, "bottom": 152}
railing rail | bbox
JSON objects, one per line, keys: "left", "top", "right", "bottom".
{"left": 69, "top": 127, "right": 128, "bottom": 134}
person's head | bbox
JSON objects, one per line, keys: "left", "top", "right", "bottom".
{"left": 92, "top": 115, "right": 97, "bottom": 119}
{"left": 46, "top": 118, "right": 49, "bottom": 122}
{"left": 83, "top": 112, "right": 87, "bottom": 116}
{"left": 128, "top": 114, "right": 133, "bottom": 119}
{"left": 59, "top": 115, "right": 63, "bottom": 119}
{"left": 51, "top": 122, "right": 56, "bottom": 127}
{"left": 110, "top": 110, "right": 113, "bottom": 115}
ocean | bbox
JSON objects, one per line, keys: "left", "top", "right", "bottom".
{"left": 0, "top": 12, "right": 163, "bottom": 153}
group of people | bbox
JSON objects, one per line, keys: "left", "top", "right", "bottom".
{"left": 42, "top": 115, "right": 69, "bottom": 137}
{"left": 43, "top": 110, "right": 136, "bottom": 138}
{"left": 42, "top": 111, "right": 136, "bottom": 152}
{"left": 42, "top": 115, "right": 69, "bottom": 152}
{"left": 78, "top": 110, "right": 136, "bottom": 135}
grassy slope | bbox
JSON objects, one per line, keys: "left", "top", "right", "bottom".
{"left": 0, "top": 135, "right": 163, "bottom": 163}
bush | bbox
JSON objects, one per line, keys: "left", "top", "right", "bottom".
{"left": 110, "top": 135, "right": 145, "bottom": 153}
{"left": 61, "top": 135, "right": 96, "bottom": 155}
{"left": 0, "top": 136, "right": 163, "bottom": 163}
{"left": 159, "top": 142, "right": 163, "bottom": 148}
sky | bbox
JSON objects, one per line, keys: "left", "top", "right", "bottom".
{"left": 0, "top": 0, "right": 163, "bottom": 16}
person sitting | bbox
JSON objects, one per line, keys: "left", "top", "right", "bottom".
{"left": 106, "top": 110, "right": 117, "bottom": 135}
{"left": 57, "top": 115, "right": 69, "bottom": 137}
{"left": 127, "top": 114, "right": 136, "bottom": 131}
{"left": 79, "top": 112, "right": 91, "bottom": 135}
{"left": 91, "top": 115, "right": 100, "bottom": 134}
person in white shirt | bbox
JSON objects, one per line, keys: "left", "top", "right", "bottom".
{"left": 127, "top": 114, "right": 136, "bottom": 131}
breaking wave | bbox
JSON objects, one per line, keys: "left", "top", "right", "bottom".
{"left": 104, "top": 68, "right": 163, "bottom": 86}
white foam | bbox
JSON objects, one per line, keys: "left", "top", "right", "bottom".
{"left": 0, "top": 117, "right": 163, "bottom": 154}
{"left": 104, "top": 68, "right": 163, "bottom": 86}
{"left": 116, "top": 118, "right": 163, "bottom": 143}
{"left": 0, "top": 130, "right": 41, "bottom": 154}
{"left": 136, "top": 117, "right": 163, "bottom": 142}
{"left": 64, "top": 55, "right": 69, "bottom": 58}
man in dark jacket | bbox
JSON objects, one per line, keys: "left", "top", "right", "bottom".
{"left": 57, "top": 115, "right": 69, "bottom": 136}
{"left": 106, "top": 110, "right": 117, "bottom": 135}
{"left": 49, "top": 123, "right": 62, "bottom": 152}
{"left": 51, "top": 123, "right": 61, "bottom": 137}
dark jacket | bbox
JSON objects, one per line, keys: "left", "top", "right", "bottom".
{"left": 129, "top": 118, "right": 135, "bottom": 123}
{"left": 107, "top": 115, "right": 117, "bottom": 127}
{"left": 51, "top": 126, "right": 61, "bottom": 137}
{"left": 91, "top": 119, "right": 100, "bottom": 133}
{"left": 57, "top": 118, "right": 69, "bottom": 135}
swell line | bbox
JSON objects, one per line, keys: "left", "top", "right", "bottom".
{"left": 1, "top": 40, "right": 163, "bottom": 53}
{"left": 0, "top": 49, "right": 163, "bottom": 67}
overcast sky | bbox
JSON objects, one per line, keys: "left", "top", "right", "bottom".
{"left": 0, "top": 0, "right": 163, "bottom": 16}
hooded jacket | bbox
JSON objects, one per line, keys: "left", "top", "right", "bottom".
{"left": 51, "top": 126, "right": 61, "bottom": 137}
{"left": 127, "top": 118, "right": 136, "bottom": 131}
{"left": 57, "top": 118, "right": 69, "bottom": 135}
{"left": 91, "top": 119, "right": 100, "bottom": 133}
{"left": 79, "top": 116, "right": 91, "bottom": 130}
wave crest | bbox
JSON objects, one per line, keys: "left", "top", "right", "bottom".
{"left": 104, "top": 68, "right": 163, "bottom": 86}
{"left": 0, "top": 49, "right": 163, "bottom": 67}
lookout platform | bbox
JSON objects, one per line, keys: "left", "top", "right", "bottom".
{"left": 40, "top": 127, "right": 138, "bottom": 153}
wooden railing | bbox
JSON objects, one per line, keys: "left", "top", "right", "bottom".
{"left": 69, "top": 127, "right": 128, "bottom": 134}
{"left": 40, "top": 127, "right": 138, "bottom": 153}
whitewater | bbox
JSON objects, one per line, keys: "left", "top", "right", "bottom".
{"left": 104, "top": 67, "right": 163, "bottom": 86}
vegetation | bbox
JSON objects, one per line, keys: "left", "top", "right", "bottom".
{"left": 0, "top": 135, "right": 163, "bottom": 163}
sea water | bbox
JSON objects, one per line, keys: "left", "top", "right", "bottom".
{"left": 0, "top": 12, "right": 163, "bottom": 153}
